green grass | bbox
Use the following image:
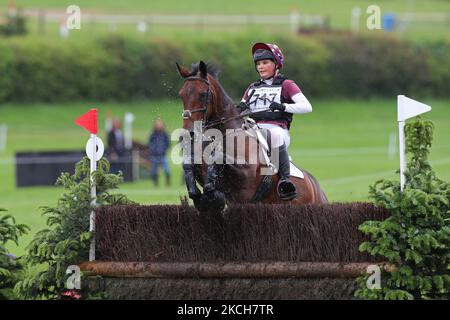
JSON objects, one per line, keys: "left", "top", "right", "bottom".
{"left": 1, "top": 98, "right": 449, "bottom": 256}
{"left": 11, "top": 0, "right": 450, "bottom": 41}
{"left": 15, "top": 0, "right": 450, "bottom": 18}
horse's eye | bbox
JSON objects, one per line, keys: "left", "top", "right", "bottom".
{"left": 199, "top": 92, "right": 208, "bottom": 100}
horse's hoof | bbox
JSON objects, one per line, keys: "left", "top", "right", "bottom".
{"left": 211, "top": 191, "right": 226, "bottom": 212}
{"left": 194, "top": 194, "right": 210, "bottom": 213}
{"left": 190, "top": 193, "right": 205, "bottom": 211}
{"left": 188, "top": 189, "right": 201, "bottom": 200}
{"left": 203, "top": 183, "right": 215, "bottom": 196}
{"left": 195, "top": 191, "right": 225, "bottom": 213}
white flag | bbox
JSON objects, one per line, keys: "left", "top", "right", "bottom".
{"left": 397, "top": 95, "right": 431, "bottom": 121}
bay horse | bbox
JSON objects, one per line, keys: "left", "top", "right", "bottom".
{"left": 176, "top": 61, "right": 327, "bottom": 212}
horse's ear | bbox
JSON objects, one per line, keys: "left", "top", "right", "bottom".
{"left": 175, "top": 62, "right": 190, "bottom": 78}
{"left": 199, "top": 60, "right": 208, "bottom": 79}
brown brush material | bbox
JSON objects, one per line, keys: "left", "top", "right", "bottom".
{"left": 95, "top": 202, "right": 389, "bottom": 262}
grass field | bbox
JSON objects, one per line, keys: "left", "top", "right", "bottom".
{"left": 9, "top": 0, "right": 450, "bottom": 41}
{"left": 1, "top": 98, "right": 449, "bottom": 255}
{"left": 14, "top": 0, "right": 450, "bottom": 18}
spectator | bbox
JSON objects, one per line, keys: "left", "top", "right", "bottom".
{"left": 107, "top": 118, "right": 125, "bottom": 174}
{"left": 148, "top": 119, "right": 170, "bottom": 186}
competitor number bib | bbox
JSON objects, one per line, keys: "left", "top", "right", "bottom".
{"left": 248, "top": 85, "right": 282, "bottom": 112}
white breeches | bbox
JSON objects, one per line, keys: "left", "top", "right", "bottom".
{"left": 257, "top": 123, "right": 290, "bottom": 148}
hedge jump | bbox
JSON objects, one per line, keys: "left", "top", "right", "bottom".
{"left": 81, "top": 202, "right": 389, "bottom": 299}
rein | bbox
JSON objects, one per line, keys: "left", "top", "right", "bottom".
{"left": 202, "top": 108, "right": 271, "bottom": 130}
{"left": 202, "top": 88, "right": 259, "bottom": 130}
{"left": 182, "top": 76, "right": 269, "bottom": 131}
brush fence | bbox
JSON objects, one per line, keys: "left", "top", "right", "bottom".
{"left": 80, "top": 203, "right": 390, "bottom": 299}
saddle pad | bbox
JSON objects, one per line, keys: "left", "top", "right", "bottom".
{"left": 290, "top": 162, "right": 304, "bottom": 179}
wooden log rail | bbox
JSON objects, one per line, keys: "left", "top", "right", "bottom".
{"left": 79, "top": 261, "right": 394, "bottom": 279}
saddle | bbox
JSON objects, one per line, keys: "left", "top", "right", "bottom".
{"left": 241, "top": 118, "right": 304, "bottom": 179}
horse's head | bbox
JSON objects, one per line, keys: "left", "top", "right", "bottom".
{"left": 176, "top": 61, "right": 218, "bottom": 132}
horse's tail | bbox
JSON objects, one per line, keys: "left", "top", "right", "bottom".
{"left": 304, "top": 170, "right": 328, "bottom": 204}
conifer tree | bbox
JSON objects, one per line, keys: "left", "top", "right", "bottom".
{"left": 16, "top": 158, "right": 132, "bottom": 299}
{"left": 0, "top": 209, "right": 29, "bottom": 299}
{"left": 356, "top": 118, "right": 449, "bottom": 299}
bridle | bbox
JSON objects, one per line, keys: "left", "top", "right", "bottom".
{"left": 181, "top": 76, "right": 213, "bottom": 126}
{"left": 181, "top": 75, "right": 255, "bottom": 131}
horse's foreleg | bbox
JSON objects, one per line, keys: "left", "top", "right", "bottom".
{"left": 203, "top": 163, "right": 218, "bottom": 195}
{"left": 202, "top": 162, "right": 226, "bottom": 213}
{"left": 181, "top": 135, "right": 203, "bottom": 201}
{"left": 183, "top": 163, "right": 201, "bottom": 200}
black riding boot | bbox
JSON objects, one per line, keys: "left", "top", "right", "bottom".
{"left": 274, "top": 143, "right": 297, "bottom": 201}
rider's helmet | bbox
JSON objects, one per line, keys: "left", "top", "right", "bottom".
{"left": 252, "top": 43, "right": 285, "bottom": 70}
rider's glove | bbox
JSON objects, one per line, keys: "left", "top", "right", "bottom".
{"left": 237, "top": 101, "right": 250, "bottom": 112}
{"left": 269, "top": 101, "right": 286, "bottom": 112}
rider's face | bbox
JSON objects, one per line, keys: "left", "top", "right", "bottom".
{"left": 256, "top": 59, "right": 276, "bottom": 79}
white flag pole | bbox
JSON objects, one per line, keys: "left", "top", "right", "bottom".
{"left": 76, "top": 109, "right": 104, "bottom": 262}
{"left": 398, "top": 121, "right": 406, "bottom": 192}
{"left": 397, "top": 95, "right": 432, "bottom": 192}
{"left": 89, "top": 133, "right": 97, "bottom": 261}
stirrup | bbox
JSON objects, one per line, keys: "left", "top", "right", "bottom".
{"left": 277, "top": 179, "right": 297, "bottom": 201}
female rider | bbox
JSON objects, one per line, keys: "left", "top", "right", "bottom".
{"left": 238, "top": 43, "right": 313, "bottom": 200}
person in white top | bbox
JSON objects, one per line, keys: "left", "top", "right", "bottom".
{"left": 237, "top": 42, "right": 313, "bottom": 200}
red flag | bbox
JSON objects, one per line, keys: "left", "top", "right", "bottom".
{"left": 75, "top": 109, "right": 98, "bottom": 134}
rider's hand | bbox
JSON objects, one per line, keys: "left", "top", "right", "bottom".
{"left": 269, "top": 101, "right": 286, "bottom": 112}
{"left": 237, "top": 101, "right": 250, "bottom": 112}
{"left": 239, "top": 108, "right": 252, "bottom": 117}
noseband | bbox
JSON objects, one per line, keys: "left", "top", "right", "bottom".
{"left": 182, "top": 76, "right": 212, "bottom": 125}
